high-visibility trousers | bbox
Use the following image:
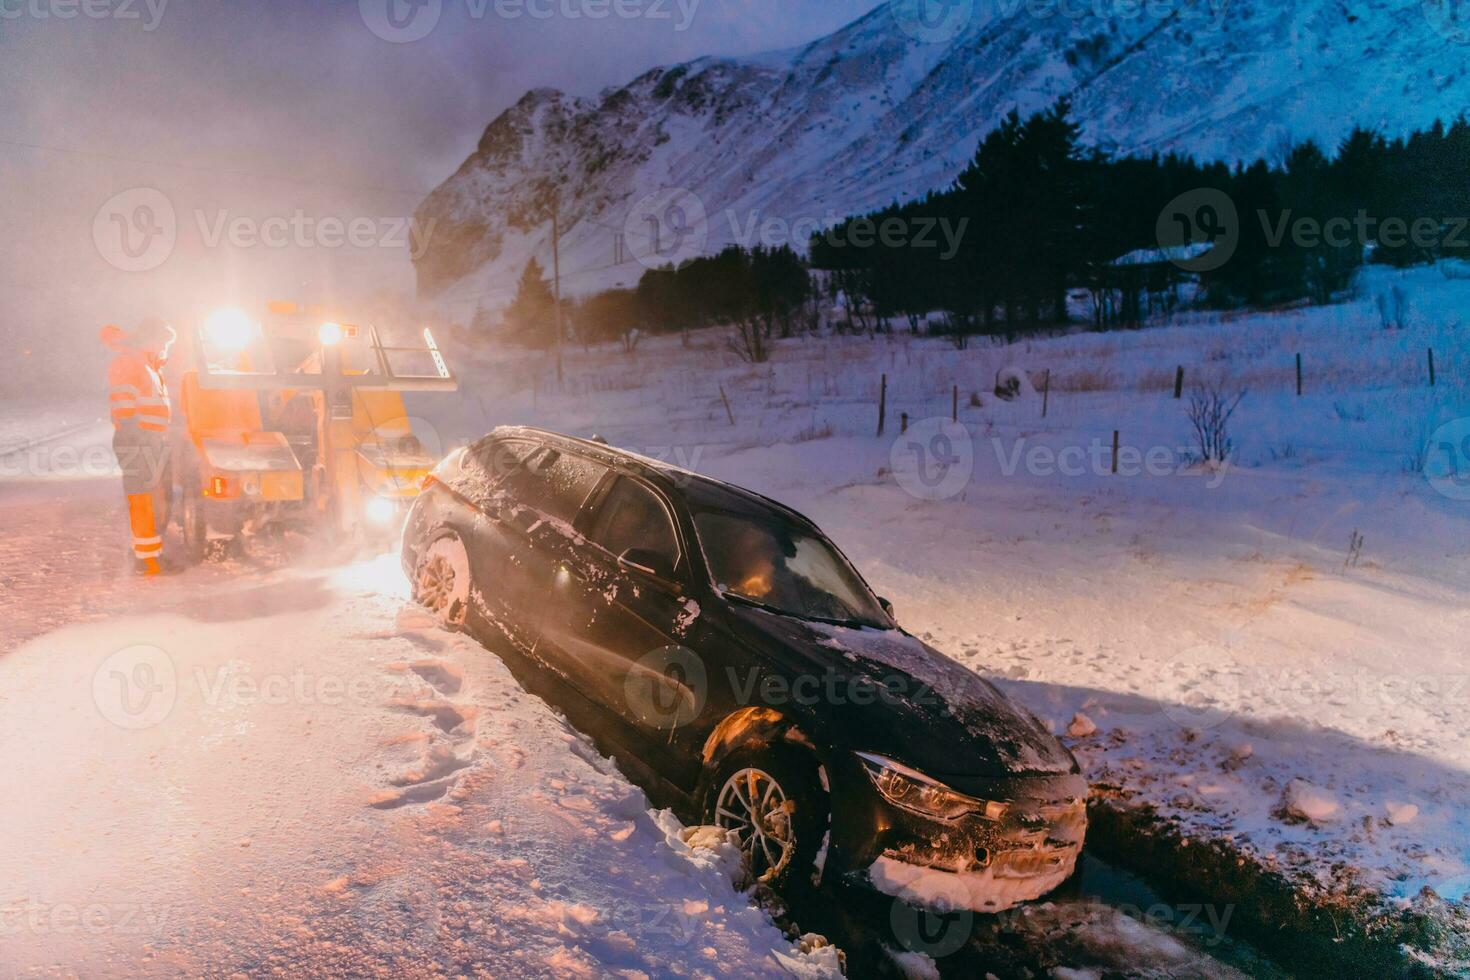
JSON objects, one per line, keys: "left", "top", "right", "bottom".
{"left": 126, "top": 493, "right": 163, "bottom": 567}
{"left": 113, "top": 426, "right": 172, "bottom": 567}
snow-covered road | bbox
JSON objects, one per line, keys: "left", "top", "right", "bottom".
{"left": 0, "top": 464, "right": 842, "bottom": 976}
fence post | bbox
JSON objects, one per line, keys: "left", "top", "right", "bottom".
{"left": 1042, "top": 369, "right": 1051, "bottom": 418}
{"left": 1429, "top": 347, "right": 1437, "bottom": 387}
{"left": 901, "top": 412, "right": 909, "bottom": 435}
{"left": 952, "top": 385, "right": 959, "bottom": 423}
{"left": 877, "top": 374, "right": 887, "bottom": 437}
{"left": 1296, "top": 353, "right": 1303, "bottom": 397}
{"left": 719, "top": 384, "right": 736, "bottom": 426}
{"left": 1111, "top": 430, "right": 1120, "bottom": 475}
{"left": 1174, "top": 365, "right": 1184, "bottom": 399}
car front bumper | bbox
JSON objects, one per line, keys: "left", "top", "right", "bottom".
{"left": 832, "top": 763, "right": 1088, "bottom": 913}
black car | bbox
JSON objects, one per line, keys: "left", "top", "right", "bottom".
{"left": 401, "top": 427, "right": 1086, "bottom": 911}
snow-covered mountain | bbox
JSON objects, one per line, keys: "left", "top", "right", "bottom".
{"left": 414, "top": 0, "right": 1470, "bottom": 309}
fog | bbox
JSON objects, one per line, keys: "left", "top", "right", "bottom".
{"left": 0, "top": 0, "right": 883, "bottom": 396}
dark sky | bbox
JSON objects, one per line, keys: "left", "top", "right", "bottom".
{"left": 0, "top": 0, "right": 883, "bottom": 394}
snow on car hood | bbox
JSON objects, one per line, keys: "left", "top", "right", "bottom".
{"left": 730, "top": 605, "right": 1075, "bottom": 777}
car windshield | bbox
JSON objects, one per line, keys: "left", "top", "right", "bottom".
{"left": 693, "top": 509, "right": 890, "bottom": 629}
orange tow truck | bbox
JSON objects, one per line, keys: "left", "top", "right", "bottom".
{"left": 173, "top": 302, "right": 457, "bottom": 557}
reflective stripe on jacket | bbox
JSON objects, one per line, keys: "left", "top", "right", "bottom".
{"left": 108, "top": 351, "right": 171, "bottom": 432}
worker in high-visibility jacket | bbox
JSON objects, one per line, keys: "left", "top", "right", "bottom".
{"left": 102, "top": 318, "right": 177, "bottom": 576}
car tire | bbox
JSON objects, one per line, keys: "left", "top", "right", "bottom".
{"left": 704, "top": 744, "right": 829, "bottom": 894}
{"left": 413, "top": 534, "right": 471, "bottom": 629}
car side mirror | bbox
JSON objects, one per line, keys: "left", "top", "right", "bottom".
{"left": 879, "top": 597, "right": 895, "bottom": 621}
{"left": 619, "top": 547, "right": 678, "bottom": 584}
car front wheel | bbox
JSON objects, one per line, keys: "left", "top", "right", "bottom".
{"left": 413, "top": 535, "right": 471, "bottom": 628}
{"left": 706, "top": 745, "right": 828, "bottom": 893}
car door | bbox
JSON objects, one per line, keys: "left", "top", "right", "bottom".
{"left": 449, "top": 440, "right": 604, "bottom": 651}
{"left": 536, "top": 474, "right": 706, "bottom": 784}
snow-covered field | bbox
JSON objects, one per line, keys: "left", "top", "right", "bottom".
{"left": 4, "top": 262, "right": 1469, "bottom": 975}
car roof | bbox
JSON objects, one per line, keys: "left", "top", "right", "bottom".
{"left": 488, "top": 426, "right": 818, "bottom": 529}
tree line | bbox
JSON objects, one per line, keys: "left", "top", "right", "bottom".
{"left": 492, "top": 103, "right": 1470, "bottom": 354}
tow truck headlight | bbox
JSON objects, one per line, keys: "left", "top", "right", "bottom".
{"left": 364, "top": 496, "right": 396, "bottom": 525}
{"left": 318, "top": 321, "right": 344, "bottom": 346}
{"left": 856, "top": 752, "right": 1008, "bottom": 822}
{"left": 204, "top": 308, "right": 257, "bottom": 351}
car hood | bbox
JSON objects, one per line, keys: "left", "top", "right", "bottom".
{"left": 726, "top": 606, "right": 1077, "bottom": 779}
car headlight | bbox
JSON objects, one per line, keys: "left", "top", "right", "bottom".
{"left": 856, "top": 752, "right": 1008, "bottom": 822}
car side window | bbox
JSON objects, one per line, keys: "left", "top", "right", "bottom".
{"left": 587, "top": 477, "right": 679, "bottom": 571}
{"left": 454, "top": 438, "right": 538, "bottom": 502}
{"left": 497, "top": 448, "right": 606, "bottom": 525}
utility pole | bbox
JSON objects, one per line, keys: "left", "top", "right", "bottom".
{"left": 551, "top": 199, "right": 565, "bottom": 384}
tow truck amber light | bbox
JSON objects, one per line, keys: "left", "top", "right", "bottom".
{"left": 206, "top": 476, "right": 229, "bottom": 498}
{"left": 421, "top": 474, "right": 437, "bottom": 490}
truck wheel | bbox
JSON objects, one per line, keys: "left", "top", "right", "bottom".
{"left": 178, "top": 465, "right": 208, "bottom": 563}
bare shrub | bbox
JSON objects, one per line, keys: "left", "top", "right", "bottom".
{"left": 1186, "top": 384, "right": 1246, "bottom": 463}
{"left": 727, "top": 321, "right": 769, "bottom": 363}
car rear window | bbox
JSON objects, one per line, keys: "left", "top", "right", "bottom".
{"left": 497, "top": 448, "right": 606, "bottom": 525}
